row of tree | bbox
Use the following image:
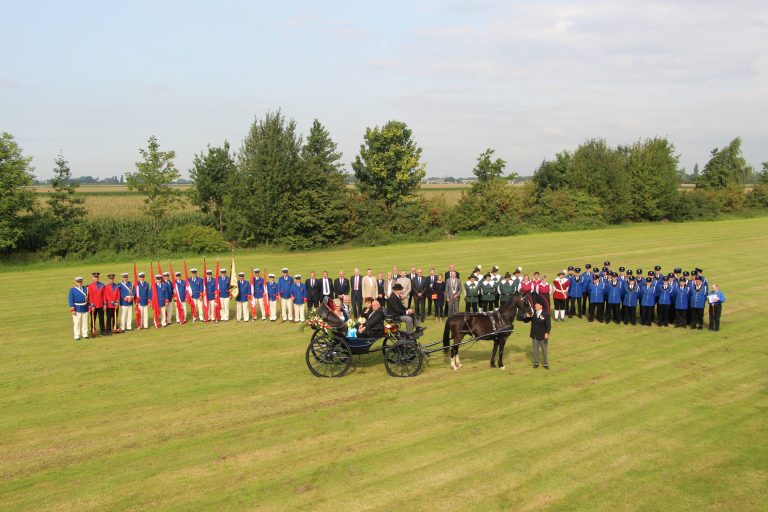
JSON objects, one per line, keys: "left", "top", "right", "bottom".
{"left": 1, "top": 114, "right": 767, "bottom": 257}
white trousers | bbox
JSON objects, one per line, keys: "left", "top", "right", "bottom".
{"left": 252, "top": 298, "right": 267, "bottom": 320}
{"left": 174, "top": 302, "right": 187, "bottom": 324}
{"left": 158, "top": 305, "right": 167, "bottom": 327}
{"left": 120, "top": 305, "right": 133, "bottom": 331}
{"left": 72, "top": 312, "right": 89, "bottom": 339}
{"left": 220, "top": 297, "right": 230, "bottom": 321}
{"left": 139, "top": 305, "right": 149, "bottom": 329}
{"left": 269, "top": 300, "right": 278, "bottom": 320}
{"left": 281, "top": 297, "right": 294, "bottom": 321}
{"left": 293, "top": 303, "right": 305, "bottom": 322}
{"left": 164, "top": 303, "right": 173, "bottom": 326}
{"left": 236, "top": 301, "right": 250, "bottom": 321}
{"left": 194, "top": 298, "right": 204, "bottom": 320}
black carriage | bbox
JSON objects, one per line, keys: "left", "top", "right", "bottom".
{"left": 305, "top": 303, "right": 424, "bottom": 378}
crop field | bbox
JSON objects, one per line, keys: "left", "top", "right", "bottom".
{"left": 0, "top": 217, "right": 766, "bottom": 511}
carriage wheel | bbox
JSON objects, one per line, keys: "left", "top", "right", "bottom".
{"left": 384, "top": 341, "right": 423, "bottom": 377}
{"left": 306, "top": 334, "right": 352, "bottom": 378}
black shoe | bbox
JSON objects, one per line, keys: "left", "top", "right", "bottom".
{"left": 698, "top": 325, "right": 703, "bottom": 330}
{"left": 533, "top": 363, "right": 539, "bottom": 369}
{"left": 543, "top": 365, "right": 550, "bottom": 370}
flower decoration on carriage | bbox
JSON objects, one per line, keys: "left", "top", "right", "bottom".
{"left": 304, "top": 308, "right": 330, "bottom": 332}
{"left": 384, "top": 322, "right": 398, "bottom": 334}
{"left": 356, "top": 317, "right": 366, "bottom": 325}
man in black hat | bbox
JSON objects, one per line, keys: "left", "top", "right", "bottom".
{"left": 387, "top": 283, "right": 418, "bottom": 335}
{"left": 529, "top": 298, "right": 551, "bottom": 369}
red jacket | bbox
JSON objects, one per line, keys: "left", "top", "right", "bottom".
{"left": 87, "top": 282, "right": 105, "bottom": 308}
{"left": 520, "top": 281, "right": 533, "bottom": 294}
{"left": 103, "top": 283, "right": 120, "bottom": 309}
{"left": 536, "top": 282, "right": 551, "bottom": 297}
{"left": 553, "top": 278, "right": 570, "bottom": 300}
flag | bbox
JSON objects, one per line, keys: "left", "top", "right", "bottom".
{"left": 133, "top": 261, "right": 142, "bottom": 330}
{"left": 250, "top": 269, "right": 257, "bottom": 317}
{"left": 214, "top": 258, "right": 221, "bottom": 321}
{"left": 150, "top": 261, "right": 161, "bottom": 328}
{"left": 169, "top": 260, "right": 185, "bottom": 324}
{"left": 184, "top": 260, "right": 197, "bottom": 319}
{"left": 262, "top": 267, "right": 270, "bottom": 318}
{"left": 202, "top": 258, "right": 209, "bottom": 321}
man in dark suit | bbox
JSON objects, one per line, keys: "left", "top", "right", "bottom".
{"left": 528, "top": 300, "right": 551, "bottom": 369}
{"left": 376, "top": 272, "right": 386, "bottom": 306}
{"left": 426, "top": 268, "right": 438, "bottom": 317}
{"left": 387, "top": 284, "right": 417, "bottom": 334}
{"left": 350, "top": 268, "right": 363, "bottom": 318}
{"left": 411, "top": 268, "right": 428, "bottom": 322}
{"left": 408, "top": 267, "right": 417, "bottom": 308}
{"left": 305, "top": 271, "right": 321, "bottom": 310}
{"left": 333, "top": 270, "right": 350, "bottom": 300}
{"left": 358, "top": 299, "right": 385, "bottom": 338}
{"left": 444, "top": 264, "right": 460, "bottom": 281}
{"left": 320, "top": 271, "right": 334, "bottom": 303}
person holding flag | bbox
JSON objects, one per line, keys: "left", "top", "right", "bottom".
{"left": 183, "top": 262, "right": 198, "bottom": 322}
{"left": 171, "top": 268, "right": 187, "bottom": 324}
{"left": 236, "top": 272, "right": 251, "bottom": 322}
{"left": 149, "top": 268, "right": 163, "bottom": 329}
{"left": 187, "top": 267, "right": 203, "bottom": 321}
{"left": 205, "top": 269, "right": 216, "bottom": 322}
{"left": 135, "top": 271, "right": 150, "bottom": 330}
{"left": 161, "top": 271, "right": 173, "bottom": 326}
{"left": 218, "top": 268, "right": 231, "bottom": 321}
{"left": 250, "top": 268, "right": 267, "bottom": 321}
{"left": 119, "top": 272, "right": 134, "bottom": 331}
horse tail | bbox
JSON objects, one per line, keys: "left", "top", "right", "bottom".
{"left": 442, "top": 317, "right": 452, "bottom": 355}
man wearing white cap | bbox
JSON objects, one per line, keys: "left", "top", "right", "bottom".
{"left": 236, "top": 272, "right": 250, "bottom": 322}
{"left": 291, "top": 274, "right": 307, "bottom": 322}
{"left": 161, "top": 272, "right": 173, "bottom": 326}
{"left": 277, "top": 268, "right": 293, "bottom": 322}
{"left": 118, "top": 272, "right": 134, "bottom": 331}
{"left": 68, "top": 277, "right": 90, "bottom": 340}
{"left": 136, "top": 272, "right": 150, "bottom": 329}
{"left": 251, "top": 269, "right": 267, "bottom": 321}
{"left": 188, "top": 268, "right": 204, "bottom": 322}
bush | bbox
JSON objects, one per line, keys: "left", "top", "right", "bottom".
{"left": 745, "top": 184, "right": 768, "bottom": 209}
{"left": 44, "top": 223, "right": 97, "bottom": 259}
{"left": 668, "top": 190, "right": 720, "bottom": 221}
{"left": 528, "top": 187, "right": 606, "bottom": 229}
{"left": 160, "top": 224, "right": 228, "bottom": 254}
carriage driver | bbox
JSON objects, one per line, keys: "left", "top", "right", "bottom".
{"left": 387, "top": 283, "right": 419, "bottom": 335}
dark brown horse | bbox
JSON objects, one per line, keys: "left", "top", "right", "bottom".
{"left": 442, "top": 293, "right": 534, "bottom": 370}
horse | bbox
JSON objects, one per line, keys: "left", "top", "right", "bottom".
{"left": 442, "top": 292, "right": 534, "bottom": 370}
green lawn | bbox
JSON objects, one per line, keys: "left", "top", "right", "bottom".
{"left": 1, "top": 218, "right": 766, "bottom": 511}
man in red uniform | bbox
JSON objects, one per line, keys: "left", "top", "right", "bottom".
{"left": 103, "top": 273, "right": 121, "bottom": 334}
{"left": 552, "top": 269, "right": 570, "bottom": 321}
{"left": 87, "top": 272, "right": 106, "bottom": 336}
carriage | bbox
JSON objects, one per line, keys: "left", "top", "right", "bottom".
{"left": 304, "top": 302, "right": 425, "bottom": 378}
{"left": 305, "top": 293, "right": 534, "bottom": 378}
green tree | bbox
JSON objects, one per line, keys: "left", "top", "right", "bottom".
{"left": 472, "top": 148, "right": 508, "bottom": 184}
{"left": 224, "top": 110, "right": 303, "bottom": 246}
{"left": 564, "top": 138, "right": 630, "bottom": 223}
{"left": 292, "top": 119, "right": 349, "bottom": 249}
{"left": 697, "top": 137, "right": 753, "bottom": 190}
{"left": 624, "top": 138, "right": 679, "bottom": 221}
{"left": 532, "top": 151, "right": 572, "bottom": 192}
{"left": 190, "top": 141, "right": 236, "bottom": 232}
{"left": 47, "top": 152, "right": 86, "bottom": 224}
{"left": 125, "top": 135, "right": 181, "bottom": 220}
{"left": 352, "top": 120, "right": 426, "bottom": 208}
{"left": 0, "top": 132, "right": 37, "bottom": 250}
{"left": 758, "top": 162, "right": 768, "bottom": 185}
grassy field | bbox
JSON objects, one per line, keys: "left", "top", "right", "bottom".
{"left": 1, "top": 218, "right": 766, "bottom": 511}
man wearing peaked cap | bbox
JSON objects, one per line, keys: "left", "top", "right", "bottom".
{"left": 235, "top": 271, "right": 250, "bottom": 322}
{"left": 291, "top": 274, "right": 307, "bottom": 322}
{"left": 278, "top": 268, "right": 293, "bottom": 322}
{"left": 103, "top": 273, "right": 120, "bottom": 334}
{"left": 68, "top": 277, "right": 90, "bottom": 340}
{"left": 172, "top": 271, "right": 187, "bottom": 324}
{"left": 218, "top": 268, "right": 232, "bottom": 322}
{"left": 205, "top": 270, "right": 217, "bottom": 322}
{"left": 552, "top": 269, "right": 570, "bottom": 321}
{"left": 87, "top": 272, "right": 106, "bottom": 336}
{"left": 161, "top": 272, "right": 173, "bottom": 326}
{"left": 188, "top": 268, "right": 204, "bottom": 322}
{"left": 251, "top": 269, "right": 267, "bottom": 321}
{"left": 118, "top": 272, "right": 134, "bottom": 331}
{"left": 135, "top": 272, "right": 151, "bottom": 329}
{"left": 266, "top": 273, "right": 279, "bottom": 321}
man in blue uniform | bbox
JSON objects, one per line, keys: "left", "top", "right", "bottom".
{"left": 622, "top": 276, "right": 640, "bottom": 325}
{"left": 118, "top": 272, "right": 134, "bottom": 331}
{"left": 267, "top": 273, "right": 279, "bottom": 321}
{"left": 708, "top": 284, "right": 726, "bottom": 331}
{"left": 161, "top": 272, "right": 173, "bottom": 326}
{"left": 291, "top": 274, "right": 307, "bottom": 322}
{"left": 68, "top": 277, "right": 90, "bottom": 340}
{"left": 236, "top": 272, "right": 251, "bottom": 322}
{"left": 581, "top": 264, "right": 593, "bottom": 316}
{"left": 218, "top": 269, "right": 231, "bottom": 321}
{"left": 689, "top": 277, "right": 708, "bottom": 330}
{"left": 172, "top": 271, "right": 187, "bottom": 324}
{"left": 277, "top": 268, "right": 293, "bottom": 322}
{"left": 135, "top": 272, "right": 150, "bottom": 329}
{"left": 252, "top": 269, "right": 267, "bottom": 321}
{"left": 587, "top": 274, "right": 606, "bottom": 322}
{"left": 671, "top": 277, "right": 690, "bottom": 328}
{"left": 205, "top": 270, "right": 217, "bottom": 322}
{"left": 188, "top": 268, "right": 204, "bottom": 322}
{"left": 568, "top": 267, "right": 584, "bottom": 319}
{"left": 656, "top": 276, "right": 673, "bottom": 327}
{"left": 639, "top": 277, "right": 657, "bottom": 326}
{"left": 604, "top": 273, "right": 623, "bottom": 324}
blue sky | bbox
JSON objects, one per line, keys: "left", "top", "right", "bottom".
{"left": 2, "top": 0, "right": 767, "bottom": 179}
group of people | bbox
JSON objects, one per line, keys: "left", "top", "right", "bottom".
{"left": 67, "top": 261, "right": 726, "bottom": 342}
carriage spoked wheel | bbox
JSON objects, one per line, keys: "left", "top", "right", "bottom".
{"left": 384, "top": 341, "right": 423, "bottom": 377}
{"left": 306, "top": 333, "right": 352, "bottom": 378}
